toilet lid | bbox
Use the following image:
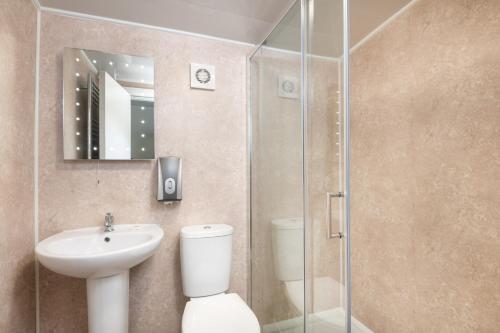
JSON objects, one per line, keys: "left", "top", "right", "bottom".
{"left": 182, "top": 293, "right": 260, "bottom": 333}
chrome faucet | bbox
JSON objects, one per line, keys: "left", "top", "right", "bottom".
{"left": 104, "top": 213, "right": 114, "bottom": 232}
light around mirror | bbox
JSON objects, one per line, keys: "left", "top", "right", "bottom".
{"left": 63, "top": 48, "right": 155, "bottom": 160}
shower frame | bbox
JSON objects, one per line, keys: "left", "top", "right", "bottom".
{"left": 247, "top": 0, "right": 351, "bottom": 331}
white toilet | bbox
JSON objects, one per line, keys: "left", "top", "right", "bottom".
{"left": 272, "top": 218, "right": 343, "bottom": 312}
{"left": 271, "top": 218, "right": 373, "bottom": 333}
{"left": 271, "top": 218, "right": 305, "bottom": 309}
{"left": 180, "top": 224, "right": 260, "bottom": 333}
{"left": 272, "top": 218, "right": 345, "bottom": 312}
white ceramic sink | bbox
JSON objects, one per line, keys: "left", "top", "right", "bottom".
{"left": 36, "top": 224, "right": 164, "bottom": 333}
{"left": 36, "top": 224, "right": 164, "bottom": 279}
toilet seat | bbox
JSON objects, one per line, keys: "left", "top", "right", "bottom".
{"left": 182, "top": 293, "right": 260, "bottom": 333}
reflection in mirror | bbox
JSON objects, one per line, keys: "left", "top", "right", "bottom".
{"left": 63, "top": 48, "right": 155, "bottom": 160}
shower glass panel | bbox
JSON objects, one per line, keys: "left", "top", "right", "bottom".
{"left": 249, "top": 1, "right": 305, "bottom": 331}
{"left": 305, "top": 0, "right": 349, "bottom": 332}
{"left": 249, "top": 0, "right": 350, "bottom": 332}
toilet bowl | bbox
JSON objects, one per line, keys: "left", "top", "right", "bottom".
{"left": 183, "top": 293, "right": 260, "bottom": 333}
{"left": 180, "top": 224, "right": 260, "bottom": 333}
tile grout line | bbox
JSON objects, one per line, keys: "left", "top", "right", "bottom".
{"left": 34, "top": 7, "right": 41, "bottom": 333}
{"left": 350, "top": 0, "right": 422, "bottom": 53}
{"left": 259, "top": 45, "right": 340, "bottom": 62}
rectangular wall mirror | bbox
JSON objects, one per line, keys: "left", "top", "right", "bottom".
{"left": 63, "top": 48, "right": 155, "bottom": 160}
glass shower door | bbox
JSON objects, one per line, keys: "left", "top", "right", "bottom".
{"left": 249, "top": 2, "right": 306, "bottom": 332}
{"left": 249, "top": 0, "right": 350, "bottom": 332}
{"left": 305, "top": 0, "right": 350, "bottom": 332}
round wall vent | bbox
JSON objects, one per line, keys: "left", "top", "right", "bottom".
{"left": 278, "top": 75, "right": 299, "bottom": 99}
{"left": 195, "top": 68, "right": 211, "bottom": 84}
{"left": 281, "top": 79, "right": 295, "bottom": 93}
{"left": 190, "top": 63, "right": 216, "bottom": 90}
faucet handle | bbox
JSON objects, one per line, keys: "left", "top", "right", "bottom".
{"left": 105, "top": 213, "right": 114, "bottom": 224}
{"left": 104, "top": 213, "right": 114, "bottom": 232}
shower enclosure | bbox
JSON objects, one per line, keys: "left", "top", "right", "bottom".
{"left": 248, "top": 0, "right": 353, "bottom": 332}
{"left": 250, "top": 0, "right": 500, "bottom": 332}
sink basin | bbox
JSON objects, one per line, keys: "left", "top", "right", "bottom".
{"left": 36, "top": 224, "right": 164, "bottom": 333}
{"left": 36, "top": 224, "right": 164, "bottom": 279}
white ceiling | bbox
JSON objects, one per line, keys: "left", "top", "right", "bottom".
{"left": 265, "top": 0, "right": 413, "bottom": 57}
{"left": 40, "top": 0, "right": 295, "bottom": 44}
{"left": 40, "top": 0, "right": 412, "bottom": 49}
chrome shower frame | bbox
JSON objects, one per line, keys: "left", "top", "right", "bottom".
{"left": 247, "top": 0, "right": 351, "bottom": 331}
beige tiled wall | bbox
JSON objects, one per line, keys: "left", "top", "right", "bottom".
{"left": 350, "top": 0, "right": 500, "bottom": 331}
{"left": 38, "top": 13, "right": 251, "bottom": 332}
{"left": 0, "top": 0, "right": 37, "bottom": 331}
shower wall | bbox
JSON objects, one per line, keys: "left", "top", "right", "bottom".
{"left": 0, "top": 0, "right": 37, "bottom": 330}
{"left": 350, "top": 0, "right": 500, "bottom": 331}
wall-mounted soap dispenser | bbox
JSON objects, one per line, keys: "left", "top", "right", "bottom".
{"left": 157, "top": 156, "right": 182, "bottom": 202}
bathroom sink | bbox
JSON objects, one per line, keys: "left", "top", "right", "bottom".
{"left": 36, "top": 224, "right": 164, "bottom": 279}
{"left": 36, "top": 223, "right": 164, "bottom": 333}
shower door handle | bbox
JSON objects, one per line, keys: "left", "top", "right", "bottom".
{"left": 326, "top": 192, "right": 344, "bottom": 239}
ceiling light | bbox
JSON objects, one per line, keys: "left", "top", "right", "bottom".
{"left": 75, "top": 73, "right": 80, "bottom": 77}
{"left": 76, "top": 146, "right": 80, "bottom": 151}
{"left": 76, "top": 102, "right": 80, "bottom": 106}
{"left": 141, "top": 106, "right": 145, "bottom": 110}
{"left": 109, "top": 61, "right": 113, "bottom": 66}
{"left": 141, "top": 133, "right": 145, "bottom": 138}
{"left": 140, "top": 65, "right": 144, "bottom": 69}
{"left": 76, "top": 117, "right": 80, "bottom": 121}
{"left": 141, "top": 79, "right": 144, "bottom": 83}
{"left": 125, "top": 63, "right": 129, "bottom": 67}
{"left": 76, "top": 132, "right": 80, "bottom": 136}
{"left": 76, "top": 87, "right": 80, "bottom": 91}
{"left": 93, "top": 59, "right": 97, "bottom": 64}
{"left": 75, "top": 58, "right": 80, "bottom": 62}
{"left": 93, "top": 147, "right": 98, "bottom": 151}
{"left": 141, "top": 147, "right": 145, "bottom": 151}
{"left": 141, "top": 120, "right": 145, "bottom": 124}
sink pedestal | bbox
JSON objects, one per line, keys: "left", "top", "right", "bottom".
{"left": 87, "top": 271, "right": 129, "bottom": 333}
